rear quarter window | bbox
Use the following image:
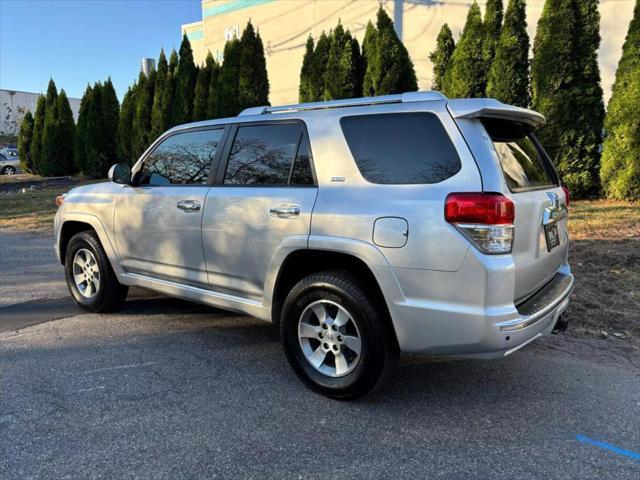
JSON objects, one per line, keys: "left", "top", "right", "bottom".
{"left": 340, "top": 112, "right": 461, "bottom": 184}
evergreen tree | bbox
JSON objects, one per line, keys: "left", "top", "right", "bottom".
{"left": 169, "top": 49, "right": 179, "bottom": 77}
{"left": 172, "top": 34, "right": 197, "bottom": 125}
{"left": 600, "top": 0, "right": 640, "bottom": 200}
{"left": 429, "top": 24, "right": 456, "bottom": 91}
{"left": 486, "top": 0, "right": 530, "bottom": 107}
{"left": 482, "top": 0, "right": 504, "bottom": 73}
{"left": 372, "top": 7, "right": 417, "bottom": 95}
{"left": 206, "top": 56, "right": 221, "bottom": 118}
{"left": 133, "top": 70, "right": 155, "bottom": 158}
{"left": 239, "top": 22, "right": 270, "bottom": 111}
{"left": 151, "top": 49, "right": 170, "bottom": 139}
{"left": 324, "top": 27, "right": 361, "bottom": 100}
{"left": 299, "top": 35, "right": 315, "bottom": 102}
{"left": 17, "top": 110, "right": 34, "bottom": 172}
{"left": 84, "top": 82, "right": 105, "bottom": 176}
{"left": 362, "top": 21, "right": 378, "bottom": 96}
{"left": 117, "top": 86, "right": 136, "bottom": 164}
{"left": 351, "top": 36, "right": 365, "bottom": 97}
{"left": 443, "top": 2, "right": 485, "bottom": 98}
{"left": 309, "top": 31, "right": 331, "bottom": 101}
{"left": 40, "top": 80, "right": 59, "bottom": 176}
{"left": 45, "top": 78, "right": 58, "bottom": 110}
{"left": 193, "top": 52, "right": 214, "bottom": 121}
{"left": 101, "top": 78, "right": 120, "bottom": 168}
{"left": 50, "top": 90, "right": 77, "bottom": 175}
{"left": 532, "top": 0, "right": 603, "bottom": 197}
{"left": 74, "top": 84, "right": 92, "bottom": 173}
{"left": 217, "top": 38, "right": 242, "bottom": 117}
{"left": 29, "top": 95, "right": 46, "bottom": 175}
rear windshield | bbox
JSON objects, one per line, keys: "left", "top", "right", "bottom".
{"left": 340, "top": 112, "right": 461, "bottom": 184}
{"left": 482, "top": 118, "right": 557, "bottom": 192}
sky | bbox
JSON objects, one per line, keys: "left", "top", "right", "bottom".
{"left": 0, "top": 0, "right": 202, "bottom": 101}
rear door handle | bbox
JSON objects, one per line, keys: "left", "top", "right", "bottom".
{"left": 177, "top": 200, "right": 201, "bottom": 212}
{"left": 269, "top": 204, "right": 300, "bottom": 219}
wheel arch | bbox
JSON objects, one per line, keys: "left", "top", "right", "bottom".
{"left": 270, "top": 248, "right": 398, "bottom": 344}
{"left": 57, "top": 214, "right": 120, "bottom": 273}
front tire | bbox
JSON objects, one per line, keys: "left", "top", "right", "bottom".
{"left": 280, "top": 271, "right": 398, "bottom": 400}
{"left": 2, "top": 165, "right": 16, "bottom": 175}
{"left": 64, "top": 231, "right": 128, "bottom": 312}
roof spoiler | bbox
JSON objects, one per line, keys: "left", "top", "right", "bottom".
{"left": 447, "top": 98, "right": 546, "bottom": 128}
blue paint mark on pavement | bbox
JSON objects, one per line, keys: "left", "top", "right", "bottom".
{"left": 576, "top": 434, "right": 640, "bottom": 462}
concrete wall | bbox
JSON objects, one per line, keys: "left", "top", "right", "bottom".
{"left": 0, "top": 89, "right": 81, "bottom": 139}
{"left": 182, "top": 0, "right": 635, "bottom": 107}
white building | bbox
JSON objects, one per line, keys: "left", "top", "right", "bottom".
{"left": 0, "top": 89, "right": 81, "bottom": 139}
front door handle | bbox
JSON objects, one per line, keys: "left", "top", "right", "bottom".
{"left": 177, "top": 200, "right": 201, "bottom": 212}
{"left": 269, "top": 204, "right": 300, "bottom": 219}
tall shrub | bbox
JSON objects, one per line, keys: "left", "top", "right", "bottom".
{"left": 29, "top": 95, "right": 46, "bottom": 174}
{"left": 17, "top": 111, "right": 34, "bottom": 172}
{"left": 193, "top": 52, "right": 214, "bottom": 121}
{"left": 600, "top": 0, "right": 640, "bottom": 200}
{"left": 443, "top": 2, "right": 485, "bottom": 98}
{"left": 74, "top": 85, "right": 92, "bottom": 172}
{"left": 206, "top": 54, "right": 221, "bottom": 118}
{"left": 172, "top": 34, "right": 197, "bottom": 125}
{"left": 216, "top": 38, "right": 242, "bottom": 117}
{"left": 151, "top": 49, "right": 170, "bottom": 139}
{"left": 532, "top": 0, "right": 603, "bottom": 197}
{"left": 486, "top": 0, "right": 530, "bottom": 107}
{"left": 117, "top": 86, "right": 136, "bottom": 164}
{"left": 133, "top": 70, "right": 155, "bottom": 158}
{"left": 299, "top": 36, "right": 315, "bottom": 102}
{"left": 239, "top": 21, "right": 270, "bottom": 111}
{"left": 429, "top": 24, "right": 456, "bottom": 91}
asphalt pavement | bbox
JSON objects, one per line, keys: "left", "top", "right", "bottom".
{"left": 1, "top": 230, "right": 639, "bottom": 479}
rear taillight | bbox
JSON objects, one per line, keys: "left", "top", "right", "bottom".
{"left": 445, "top": 193, "right": 515, "bottom": 254}
{"left": 561, "top": 185, "right": 570, "bottom": 207}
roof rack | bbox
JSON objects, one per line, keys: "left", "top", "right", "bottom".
{"left": 238, "top": 91, "right": 447, "bottom": 116}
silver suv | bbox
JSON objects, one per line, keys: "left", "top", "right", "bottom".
{"left": 54, "top": 91, "right": 573, "bottom": 399}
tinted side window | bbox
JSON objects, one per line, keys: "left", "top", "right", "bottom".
{"left": 290, "top": 135, "right": 314, "bottom": 185}
{"left": 139, "top": 129, "right": 223, "bottom": 185}
{"left": 224, "top": 124, "right": 303, "bottom": 185}
{"left": 340, "top": 113, "right": 461, "bottom": 184}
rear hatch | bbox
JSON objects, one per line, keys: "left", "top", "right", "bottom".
{"left": 481, "top": 117, "right": 568, "bottom": 301}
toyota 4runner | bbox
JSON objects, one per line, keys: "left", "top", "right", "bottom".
{"left": 54, "top": 91, "right": 574, "bottom": 399}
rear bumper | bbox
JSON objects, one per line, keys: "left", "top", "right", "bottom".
{"left": 374, "top": 252, "right": 574, "bottom": 357}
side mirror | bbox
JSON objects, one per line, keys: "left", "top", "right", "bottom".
{"left": 108, "top": 163, "right": 131, "bottom": 185}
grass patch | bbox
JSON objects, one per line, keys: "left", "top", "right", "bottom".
{"left": 0, "top": 186, "right": 65, "bottom": 233}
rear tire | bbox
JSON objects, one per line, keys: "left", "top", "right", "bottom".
{"left": 280, "top": 271, "right": 398, "bottom": 400}
{"left": 64, "top": 231, "right": 128, "bottom": 312}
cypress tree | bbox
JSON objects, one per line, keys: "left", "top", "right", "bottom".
{"left": 532, "top": 0, "right": 603, "bottom": 197}
{"left": 169, "top": 49, "right": 179, "bottom": 77}
{"left": 74, "top": 84, "right": 92, "bottom": 173}
{"left": 217, "top": 38, "right": 242, "bottom": 117}
{"left": 17, "top": 110, "right": 34, "bottom": 172}
{"left": 443, "top": 2, "right": 485, "bottom": 98}
{"left": 600, "top": 1, "right": 640, "bottom": 200}
{"left": 52, "top": 90, "right": 77, "bottom": 175}
{"left": 84, "top": 82, "right": 104, "bottom": 176}
{"left": 323, "top": 23, "right": 346, "bottom": 100}
{"left": 362, "top": 21, "right": 378, "bottom": 96}
{"left": 40, "top": 80, "right": 59, "bottom": 176}
{"left": 373, "top": 7, "right": 417, "bottom": 95}
{"left": 193, "top": 52, "right": 214, "bottom": 121}
{"left": 486, "top": 0, "right": 530, "bottom": 107}
{"left": 239, "top": 22, "right": 269, "bottom": 111}
{"left": 102, "top": 79, "right": 120, "bottom": 168}
{"left": 482, "top": 0, "right": 504, "bottom": 72}
{"left": 206, "top": 56, "right": 221, "bottom": 118}
{"left": 45, "top": 78, "right": 58, "bottom": 110}
{"left": 117, "top": 86, "right": 136, "bottom": 164}
{"left": 150, "top": 49, "right": 169, "bottom": 139}
{"left": 172, "top": 34, "right": 197, "bottom": 125}
{"left": 309, "top": 32, "right": 331, "bottom": 101}
{"left": 351, "top": 35, "right": 364, "bottom": 97}
{"left": 299, "top": 35, "right": 315, "bottom": 102}
{"left": 29, "top": 95, "right": 46, "bottom": 175}
{"left": 324, "top": 27, "right": 361, "bottom": 100}
{"left": 429, "top": 24, "right": 456, "bottom": 91}
{"left": 133, "top": 70, "right": 155, "bottom": 158}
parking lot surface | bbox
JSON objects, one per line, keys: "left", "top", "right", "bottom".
{"left": 1, "top": 231, "right": 639, "bottom": 479}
